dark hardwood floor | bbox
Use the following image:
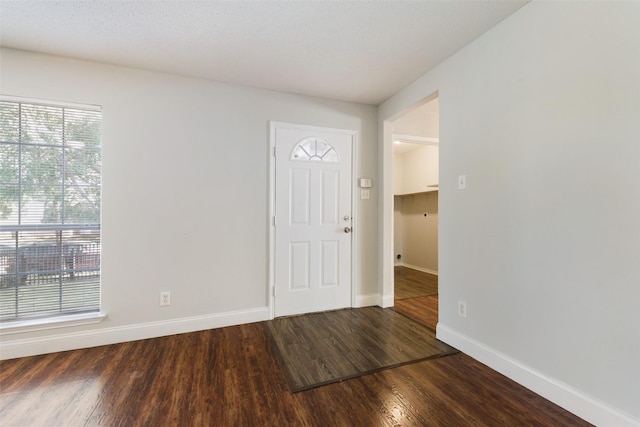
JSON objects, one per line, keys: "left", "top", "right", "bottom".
{"left": 0, "top": 268, "right": 587, "bottom": 425}
{"left": 394, "top": 295, "right": 439, "bottom": 331}
{"left": 394, "top": 266, "right": 438, "bottom": 300}
{"left": 0, "top": 322, "right": 590, "bottom": 426}
{"left": 267, "top": 307, "right": 456, "bottom": 392}
{"left": 394, "top": 266, "right": 439, "bottom": 330}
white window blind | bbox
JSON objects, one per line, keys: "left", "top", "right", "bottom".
{"left": 0, "top": 97, "right": 101, "bottom": 322}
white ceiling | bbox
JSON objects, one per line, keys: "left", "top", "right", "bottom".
{"left": 0, "top": 1, "right": 528, "bottom": 105}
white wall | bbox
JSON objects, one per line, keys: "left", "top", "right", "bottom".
{"left": 393, "top": 144, "right": 439, "bottom": 273}
{"left": 380, "top": 2, "right": 639, "bottom": 426}
{"left": 0, "top": 48, "right": 378, "bottom": 357}
{"left": 391, "top": 97, "right": 439, "bottom": 137}
{"left": 394, "top": 145, "right": 439, "bottom": 195}
{"left": 395, "top": 192, "right": 438, "bottom": 274}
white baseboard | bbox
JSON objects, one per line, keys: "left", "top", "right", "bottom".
{"left": 355, "top": 293, "right": 394, "bottom": 308}
{"left": 355, "top": 293, "right": 379, "bottom": 307}
{"left": 0, "top": 307, "right": 270, "bottom": 360}
{"left": 397, "top": 263, "right": 438, "bottom": 276}
{"left": 436, "top": 324, "right": 640, "bottom": 427}
{"left": 381, "top": 293, "right": 394, "bottom": 308}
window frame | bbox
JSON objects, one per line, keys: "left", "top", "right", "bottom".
{"left": 0, "top": 95, "right": 103, "bottom": 326}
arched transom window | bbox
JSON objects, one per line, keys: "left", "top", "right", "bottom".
{"left": 290, "top": 137, "right": 339, "bottom": 163}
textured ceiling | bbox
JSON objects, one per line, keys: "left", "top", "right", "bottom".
{"left": 0, "top": 1, "right": 528, "bottom": 105}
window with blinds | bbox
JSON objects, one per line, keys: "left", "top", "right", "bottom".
{"left": 0, "top": 97, "right": 101, "bottom": 322}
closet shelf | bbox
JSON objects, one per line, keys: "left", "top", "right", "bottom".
{"left": 395, "top": 186, "right": 438, "bottom": 196}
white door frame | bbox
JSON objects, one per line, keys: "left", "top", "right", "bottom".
{"left": 268, "top": 121, "right": 358, "bottom": 319}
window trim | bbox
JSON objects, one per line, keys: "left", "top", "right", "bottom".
{"left": 0, "top": 95, "right": 101, "bottom": 112}
{"left": 0, "top": 311, "right": 106, "bottom": 335}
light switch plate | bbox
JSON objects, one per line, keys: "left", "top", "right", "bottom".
{"left": 458, "top": 175, "right": 467, "bottom": 190}
{"left": 359, "top": 178, "right": 372, "bottom": 188}
{"left": 361, "top": 189, "right": 370, "bottom": 199}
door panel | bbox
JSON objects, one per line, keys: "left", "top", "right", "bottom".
{"left": 320, "top": 240, "right": 339, "bottom": 287}
{"left": 290, "top": 169, "right": 310, "bottom": 225}
{"left": 290, "top": 241, "right": 310, "bottom": 290}
{"left": 273, "top": 125, "right": 353, "bottom": 317}
{"left": 321, "top": 170, "right": 339, "bottom": 224}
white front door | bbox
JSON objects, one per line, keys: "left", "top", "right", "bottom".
{"left": 272, "top": 123, "right": 354, "bottom": 317}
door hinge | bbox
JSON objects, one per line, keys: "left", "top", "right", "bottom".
{"left": 272, "top": 286, "right": 276, "bottom": 297}
{"left": 272, "top": 216, "right": 276, "bottom": 227}
{"left": 273, "top": 146, "right": 276, "bottom": 157}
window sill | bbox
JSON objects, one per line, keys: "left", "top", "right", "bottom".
{"left": 0, "top": 312, "right": 107, "bottom": 336}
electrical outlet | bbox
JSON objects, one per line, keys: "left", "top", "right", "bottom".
{"left": 458, "top": 300, "right": 467, "bottom": 318}
{"left": 160, "top": 291, "right": 171, "bottom": 306}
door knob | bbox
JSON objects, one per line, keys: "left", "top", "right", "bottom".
{"left": 344, "top": 227, "right": 352, "bottom": 233}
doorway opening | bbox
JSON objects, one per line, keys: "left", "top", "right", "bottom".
{"left": 388, "top": 95, "right": 440, "bottom": 330}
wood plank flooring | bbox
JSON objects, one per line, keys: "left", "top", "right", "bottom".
{"left": 267, "top": 307, "right": 457, "bottom": 392}
{"left": 394, "top": 266, "right": 438, "bottom": 300}
{"left": 394, "top": 295, "right": 439, "bottom": 331}
{"left": 0, "top": 322, "right": 591, "bottom": 426}
{"left": 394, "top": 266, "right": 439, "bottom": 330}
